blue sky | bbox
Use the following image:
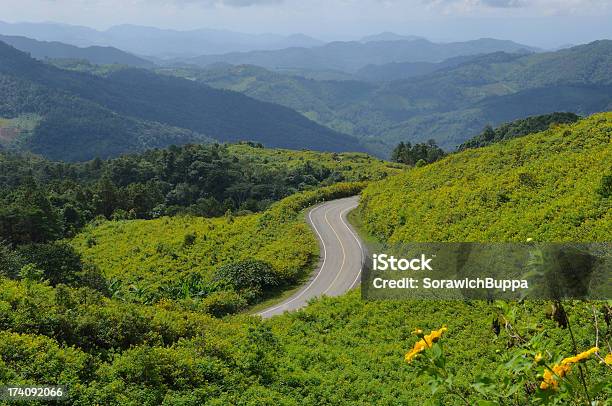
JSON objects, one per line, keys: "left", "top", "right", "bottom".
{"left": 2, "top": 0, "right": 611, "bottom": 48}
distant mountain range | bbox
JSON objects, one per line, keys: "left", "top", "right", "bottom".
{"left": 178, "top": 38, "right": 538, "bottom": 73}
{"left": 168, "top": 41, "right": 612, "bottom": 155}
{"left": 0, "top": 21, "right": 324, "bottom": 58}
{"left": 0, "top": 41, "right": 361, "bottom": 161}
{"left": 0, "top": 21, "right": 541, "bottom": 74}
{"left": 1, "top": 22, "right": 609, "bottom": 160}
{"left": 359, "top": 32, "right": 424, "bottom": 43}
{"left": 0, "top": 34, "right": 153, "bottom": 67}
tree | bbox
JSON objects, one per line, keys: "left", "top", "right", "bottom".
{"left": 0, "top": 187, "right": 62, "bottom": 244}
{"left": 0, "top": 241, "right": 24, "bottom": 279}
{"left": 391, "top": 140, "right": 445, "bottom": 166}
{"left": 17, "top": 241, "right": 83, "bottom": 286}
{"left": 93, "top": 177, "right": 119, "bottom": 218}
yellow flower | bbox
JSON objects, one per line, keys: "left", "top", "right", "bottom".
{"left": 605, "top": 353, "right": 612, "bottom": 365}
{"left": 561, "top": 347, "right": 599, "bottom": 365}
{"left": 540, "top": 364, "right": 571, "bottom": 390}
{"left": 405, "top": 326, "right": 447, "bottom": 363}
{"left": 412, "top": 328, "right": 423, "bottom": 336}
{"left": 424, "top": 326, "right": 447, "bottom": 346}
{"left": 534, "top": 353, "right": 543, "bottom": 364}
{"left": 405, "top": 340, "right": 427, "bottom": 362}
{"left": 540, "top": 347, "right": 598, "bottom": 391}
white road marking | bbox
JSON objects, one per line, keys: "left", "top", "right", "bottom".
{"left": 322, "top": 204, "right": 348, "bottom": 296}
{"left": 257, "top": 202, "right": 328, "bottom": 316}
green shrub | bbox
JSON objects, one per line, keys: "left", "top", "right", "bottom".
{"left": 597, "top": 174, "right": 612, "bottom": 198}
{"left": 198, "top": 290, "right": 248, "bottom": 317}
{"left": 214, "top": 260, "right": 278, "bottom": 292}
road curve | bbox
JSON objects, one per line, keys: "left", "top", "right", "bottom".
{"left": 258, "top": 196, "right": 364, "bottom": 318}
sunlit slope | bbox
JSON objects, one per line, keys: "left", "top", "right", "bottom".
{"left": 71, "top": 182, "right": 365, "bottom": 303}
{"left": 360, "top": 112, "right": 612, "bottom": 242}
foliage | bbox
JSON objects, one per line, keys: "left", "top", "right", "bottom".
{"left": 458, "top": 112, "right": 580, "bottom": 150}
{"left": 16, "top": 241, "right": 83, "bottom": 286}
{"left": 1, "top": 278, "right": 609, "bottom": 405}
{"left": 403, "top": 314, "right": 611, "bottom": 405}
{"left": 0, "top": 143, "right": 397, "bottom": 244}
{"left": 391, "top": 139, "right": 446, "bottom": 166}
{"left": 0, "top": 114, "right": 611, "bottom": 404}
{"left": 70, "top": 182, "right": 366, "bottom": 306}
{"left": 214, "top": 260, "right": 279, "bottom": 291}
{"left": 0, "top": 182, "right": 62, "bottom": 244}
{"left": 360, "top": 113, "right": 612, "bottom": 242}
{"left": 597, "top": 174, "right": 612, "bottom": 199}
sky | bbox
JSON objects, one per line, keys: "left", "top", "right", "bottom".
{"left": 1, "top": 0, "right": 611, "bottom": 48}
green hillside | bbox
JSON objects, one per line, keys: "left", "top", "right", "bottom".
{"left": 158, "top": 64, "right": 376, "bottom": 136}
{"left": 360, "top": 112, "right": 612, "bottom": 242}
{"left": 0, "top": 143, "right": 398, "bottom": 246}
{"left": 70, "top": 183, "right": 364, "bottom": 310}
{"left": 0, "top": 34, "right": 154, "bottom": 67}
{"left": 353, "top": 42, "right": 612, "bottom": 153}
{"left": 0, "top": 41, "right": 362, "bottom": 160}
{"left": 1, "top": 143, "right": 397, "bottom": 309}
{"left": 1, "top": 116, "right": 610, "bottom": 404}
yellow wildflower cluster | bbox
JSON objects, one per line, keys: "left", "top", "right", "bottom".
{"left": 560, "top": 347, "right": 599, "bottom": 365}
{"left": 605, "top": 353, "right": 612, "bottom": 365}
{"left": 540, "top": 347, "right": 599, "bottom": 390}
{"left": 405, "top": 326, "right": 447, "bottom": 363}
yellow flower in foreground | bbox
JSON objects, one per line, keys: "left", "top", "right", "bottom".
{"left": 540, "top": 347, "right": 599, "bottom": 391}
{"left": 424, "top": 326, "right": 447, "bottom": 346}
{"left": 540, "top": 364, "right": 571, "bottom": 390}
{"left": 405, "top": 326, "right": 447, "bottom": 363}
{"left": 605, "top": 353, "right": 612, "bottom": 365}
{"left": 534, "top": 353, "right": 543, "bottom": 364}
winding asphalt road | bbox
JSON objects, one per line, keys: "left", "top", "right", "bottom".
{"left": 258, "top": 196, "right": 364, "bottom": 318}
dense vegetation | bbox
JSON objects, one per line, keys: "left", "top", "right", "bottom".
{"left": 360, "top": 113, "right": 612, "bottom": 242}
{"left": 2, "top": 278, "right": 609, "bottom": 405}
{"left": 457, "top": 112, "right": 580, "bottom": 150}
{"left": 353, "top": 54, "right": 481, "bottom": 82}
{"left": 0, "top": 40, "right": 361, "bottom": 160}
{"left": 1, "top": 115, "right": 610, "bottom": 404}
{"left": 0, "top": 143, "right": 397, "bottom": 244}
{"left": 1, "top": 32, "right": 611, "bottom": 403}
{"left": 69, "top": 182, "right": 366, "bottom": 309}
